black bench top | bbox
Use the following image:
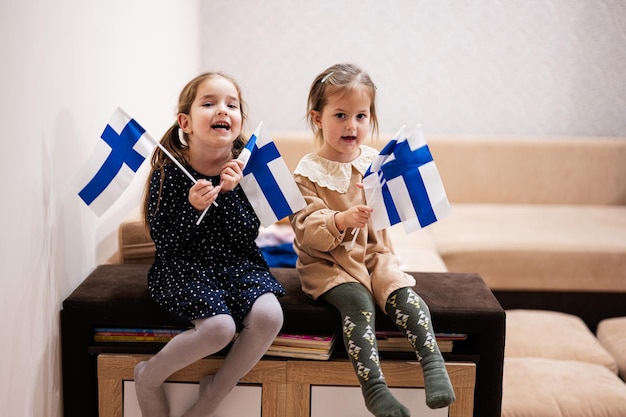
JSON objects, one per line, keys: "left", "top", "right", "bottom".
{"left": 63, "top": 264, "right": 504, "bottom": 334}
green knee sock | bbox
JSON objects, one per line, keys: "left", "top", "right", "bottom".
{"left": 323, "top": 283, "right": 410, "bottom": 417}
{"left": 385, "top": 288, "right": 456, "bottom": 409}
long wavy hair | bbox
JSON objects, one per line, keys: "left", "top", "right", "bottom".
{"left": 141, "top": 72, "right": 248, "bottom": 231}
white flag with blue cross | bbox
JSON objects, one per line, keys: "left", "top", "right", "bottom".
{"left": 363, "top": 124, "right": 451, "bottom": 233}
{"left": 76, "top": 107, "right": 156, "bottom": 216}
{"left": 239, "top": 122, "right": 306, "bottom": 227}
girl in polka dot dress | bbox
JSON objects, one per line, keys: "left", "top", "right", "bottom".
{"left": 133, "top": 72, "right": 285, "bottom": 417}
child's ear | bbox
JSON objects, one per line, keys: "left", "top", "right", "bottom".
{"left": 178, "top": 113, "right": 191, "bottom": 133}
{"left": 310, "top": 110, "right": 322, "bottom": 128}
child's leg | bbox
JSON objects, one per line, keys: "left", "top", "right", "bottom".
{"left": 134, "top": 314, "right": 237, "bottom": 417}
{"left": 385, "top": 287, "right": 455, "bottom": 409}
{"left": 322, "top": 283, "right": 410, "bottom": 417}
{"left": 182, "top": 293, "right": 284, "bottom": 417}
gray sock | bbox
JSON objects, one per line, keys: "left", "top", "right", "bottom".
{"left": 385, "top": 288, "right": 456, "bottom": 409}
{"left": 323, "top": 283, "right": 410, "bottom": 417}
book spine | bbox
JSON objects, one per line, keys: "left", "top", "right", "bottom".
{"left": 275, "top": 333, "right": 334, "bottom": 342}
{"left": 94, "top": 335, "right": 175, "bottom": 342}
{"left": 93, "top": 327, "right": 185, "bottom": 334}
{"left": 93, "top": 327, "right": 185, "bottom": 343}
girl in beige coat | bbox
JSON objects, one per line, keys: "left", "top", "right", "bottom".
{"left": 290, "top": 63, "right": 455, "bottom": 417}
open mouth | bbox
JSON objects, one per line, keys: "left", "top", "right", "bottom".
{"left": 211, "top": 122, "right": 231, "bottom": 131}
{"left": 341, "top": 135, "right": 357, "bottom": 141}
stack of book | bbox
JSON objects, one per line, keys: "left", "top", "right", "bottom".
{"left": 265, "top": 332, "right": 339, "bottom": 360}
{"left": 93, "top": 327, "right": 185, "bottom": 343}
{"left": 93, "top": 327, "right": 338, "bottom": 360}
{"left": 376, "top": 331, "right": 467, "bottom": 353}
{"left": 93, "top": 327, "right": 465, "bottom": 359}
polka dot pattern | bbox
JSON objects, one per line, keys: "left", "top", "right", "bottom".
{"left": 146, "top": 163, "right": 285, "bottom": 323}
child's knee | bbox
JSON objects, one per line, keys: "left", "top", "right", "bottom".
{"left": 194, "top": 314, "right": 237, "bottom": 345}
{"left": 323, "top": 282, "right": 375, "bottom": 312}
{"left": 247, "top": 293, "right": 284, "bottom": 332}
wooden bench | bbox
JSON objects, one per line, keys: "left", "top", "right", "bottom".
{"left": 97, "top": 354, "right": 476, "bottom": 417}
{"left": 62, "top": 264, "right": 505, "bottom": 416}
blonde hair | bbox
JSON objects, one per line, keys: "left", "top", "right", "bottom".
{"left": 142, "top": 72, "right": 248, "bottom": 227}
{"left": 307, "top": 63, "right": 379, "bottom": 147}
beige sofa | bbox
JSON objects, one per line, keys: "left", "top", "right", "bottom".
{"left": 272, "top": 133, "right": 626, "bottom": 293}
{"left": 116, "top": 133, "right": 626, "bottom": 321}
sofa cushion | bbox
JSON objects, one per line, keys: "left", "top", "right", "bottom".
{"left": 117, "top": 217, "right": 154, "bottom": 265}
{"left": 426, "top": 136, "right": 626, "bottom": 205}
{"left": 384, "top": 225, "right": 447, "bottom": 272}
{"left": 116, "top": 211, "right": 449, "bottom": 273}
{"left": 502, "top": 357, "right": 626, "bottom": 417}
{"left": 597, "top": 317, "right": 626, "bottom": 380}
{"left": 430, "top": 204, "right": 626, "bottom": 291}
{"left": 505, "top": 309, "right": 618, "bottom": 373}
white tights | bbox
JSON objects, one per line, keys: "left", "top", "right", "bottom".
{"left": 134, "top": 293, "right": 283, "bottom": 417}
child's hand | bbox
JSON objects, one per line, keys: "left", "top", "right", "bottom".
{"left": 219, "top": 159, "right": 244, "bottom": 192}
{"left": 335, "top": 205, "right": 373, "bottom": 232}
{"left": 189, "top": 179, "right": 222, "bottom": 211}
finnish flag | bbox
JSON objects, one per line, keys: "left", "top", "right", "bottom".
{"left": 239, "top": 122, "right": 306, "bottom": 227}
{"left": 363, "top": 124, "right": 451, "bottom": 234}
{"left": 77, "top": 107, "right": 155, "bottom": 216}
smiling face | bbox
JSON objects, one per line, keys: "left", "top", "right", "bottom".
{"left": 312, "top": 86, "right": 372, "bottom": 163}
{"left": 178, "top": 75, "right": 243, "bottom": 152}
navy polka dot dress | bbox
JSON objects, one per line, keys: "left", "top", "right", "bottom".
{"left": 146, "top": 163, "right": 285, "bottom": 324}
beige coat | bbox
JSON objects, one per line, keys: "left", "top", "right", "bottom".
{"left": 289, "top": 146, "right": 416, "bottom": 310}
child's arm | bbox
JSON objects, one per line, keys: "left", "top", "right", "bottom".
{"left": 291, "top": 177, "right": 361, "bottom": 252}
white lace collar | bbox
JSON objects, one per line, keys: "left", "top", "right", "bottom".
{"left": 294, "top": 146, "right": 378, "bottom": 193}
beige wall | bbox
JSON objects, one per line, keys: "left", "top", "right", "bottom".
{"left": 198, "top": 0, "right": 626, "bottom": 137}
{"left": 0, "top": 1, "right": 199, "bottom": 416}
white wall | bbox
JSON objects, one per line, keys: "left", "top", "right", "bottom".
{"left": 199, "top": 0, "right": 626, "bottom": 137}
{"left": 1, "top": 1, "right": 624, "bottom": 416}
{"left": 0, "top": 1, "right": 199, "bottom": 415}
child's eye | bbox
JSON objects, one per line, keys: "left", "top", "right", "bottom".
{"left": 202, "top": 102, "right": 214, "bottom": 107}
{"left": 228, "top": 104, "right": 239, "bottom": 109}
{"left": 335, "top": 113, "right": 346, "bottom": 119}
{"left": 357, "top": 113, "right": 368, "bottom": 120}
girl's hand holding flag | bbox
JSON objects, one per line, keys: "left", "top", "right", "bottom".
{"left": 335, "top": 204, "right": 373, "bottom": 231}
{"left": 218, "top": 159, "right": 244, "bottom": 193}
{"left": 188, "top": 179, "right": 221, "bottom": 211}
